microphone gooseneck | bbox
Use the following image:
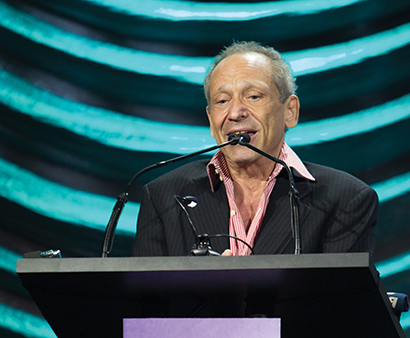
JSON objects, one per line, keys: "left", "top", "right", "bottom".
{"left": 174, "top": 195, "right": 255, "bottom": 256}
{"left": 173, "top": 195, "right": 200, "bottom": 239}
{"left": 236, "top": 132, "right": 302, "bottom": 255}
{"left": 101, "top": 137, "right": 239, "bottom": 257}
{"left": 174, "top": 195, "right": 220, "bottom": 256}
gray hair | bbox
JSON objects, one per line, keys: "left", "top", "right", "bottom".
{"left": 204, "top": 41, "right": 297, "bottom": 104}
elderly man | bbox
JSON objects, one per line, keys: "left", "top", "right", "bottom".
{"left": 133, "top": 41, "right": 378, "bottom": 257}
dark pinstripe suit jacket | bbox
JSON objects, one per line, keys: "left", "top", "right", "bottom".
{"left": 133, "top": 160, "right": 378, "bottom": 257}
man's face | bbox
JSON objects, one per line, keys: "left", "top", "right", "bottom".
{"left": 206, "top": 52, "right": 299, "bottom": 166}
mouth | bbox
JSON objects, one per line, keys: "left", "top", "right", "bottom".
{"left": 227, "top": 130, "right": 257, "bottom": 140}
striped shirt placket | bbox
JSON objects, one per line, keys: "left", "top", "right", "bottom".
{"left": 207, "top": 142, "right": 315, "bottom": 256}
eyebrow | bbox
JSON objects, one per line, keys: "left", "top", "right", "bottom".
{"left": 214, "top": 81, "right": 259, "bottom": 93}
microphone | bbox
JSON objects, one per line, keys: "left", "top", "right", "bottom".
{"left": 233, "top": 132, "right": 302, "bottom": 255}
{"left": 101, "top": 137, "right": 240, "bottom": 257}
{"left": 229, "top": 132, "right": 250, "bottom": 144}
{"left": 174, "top": 195, "right": 220, "bottom": 256}
{"left": 227, "top": 133, "right": 244, "bottom": 144}
{"left": 174, "top": 195, "right": 255, "bottom": 256}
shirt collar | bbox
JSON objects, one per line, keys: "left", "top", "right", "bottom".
{"left": 206, "top": 141, "right": 315, "bottom": 192}
{"left": 282, "top": 141, "right": 315, "bottom": 181}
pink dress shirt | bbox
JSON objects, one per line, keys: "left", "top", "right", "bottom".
{"left": 207, "top": 141, "right": 315, "bottom": 256}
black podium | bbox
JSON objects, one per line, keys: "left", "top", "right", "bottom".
{"left": 17, "top": 253, "right": 405, "bottom": 338}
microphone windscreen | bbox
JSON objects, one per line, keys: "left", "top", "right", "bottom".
{"left": 228, "top": 133, "right": 241, "bottom": 144}
{"left": 228, "top": 132, "right": 251, "bottom": 144}
{"left": 239, "top": 133, "right": 251, "bottom": 143}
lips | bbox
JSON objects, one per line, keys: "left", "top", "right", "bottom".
{"left": 227, "top": 130, "right": 256, "bottom": 140}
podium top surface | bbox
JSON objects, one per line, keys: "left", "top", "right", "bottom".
{"left": 17, "top": 253, "right": 381, "bottom": 305}
{"left": 17, "top": 252, "right": 374, "bottom": 273}
{"left": 16, "top": 253, "right": 405, "bottom": 338}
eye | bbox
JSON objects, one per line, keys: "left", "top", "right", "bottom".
{"left": 214, "top": 95, "right": 230, "bottom": 105}
{"left": 217, "top": 99, "right": 228, "bottom": 104}
{"left": 247, "top": 92, "right": 263, "bottom": 101}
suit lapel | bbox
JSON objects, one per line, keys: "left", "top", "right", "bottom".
{"left": 189, "top": 174, "right": 230, "bottom": 254}
{"left": 183, "top": 166, "right": 313, "bottom": 256}
{"left": 253, "top": 169, "right": 312, "bottom": 255}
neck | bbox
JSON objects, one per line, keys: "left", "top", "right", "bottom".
{"left": 227, "top": 155, "right": 276, "bottom": 186}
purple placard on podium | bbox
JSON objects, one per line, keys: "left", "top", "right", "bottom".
{"left": 123, "top": 318, "right": 280, "bottom": 338}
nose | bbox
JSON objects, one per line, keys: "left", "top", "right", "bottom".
{"left": 227, "top": 97, "right": 249, "bottom": 122}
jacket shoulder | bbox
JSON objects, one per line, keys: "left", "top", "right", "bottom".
{"left": 146, "top": 159, "right": 209, "bottom": 188}
{"left": 303, "top": 162, "right": 376, "bottom": 194}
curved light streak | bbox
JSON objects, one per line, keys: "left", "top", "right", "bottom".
{"left": 371, "top": 171, "right": 410, "bottom": 204}
{"left": 0, "top": 1, "right": 210, "bottom": 84}
{"left": 0, "top": 303, "right": 55, "bottom": 338}
{"left": 1, "top": 69, "right": 410, "bottom": 154}
{"left": 285, "top": 93, "right": 410, "bottom": 146}
{"left": 0, "top": 153, "right": 409, "bottom": 236}
{"left": 401, "top": 312, "right": 410, "bottom": 330}
{"left": 119, "top": 0, "right": 364, "bottom": 21}
{"left": 0, "top": 157, "right": 139, "bottom": 234}
{"left": 0, "top": 159, "right": 409, "bottom": 338}
{"left": 376, "top": 250, "right": 410, "bottom": 278}
{"left": 0, "top": 247, "right": 54, "bottom": 337}
{"left": 34, "top": 0, "right": 366, "bottom": 21}
{"left": 1, "top": 162, "right": 409, "bottom": 335}
{"left": 1, "top": 243, "right": 407, "bottom": 338}
{"left": 1, "top": 2, "right": 410, "bottom": 83}
{"left": 286, "top": 22, "right": 410, "bottom": 76}
{"left": 375, "top": 252, "right": 410, "bottom": 329}
{"left": 0, "top": 69, "right": 215, "bottom": 154}
{"left": 1, "top": 1, "right": 409, "bottom": 336}
{"left": 0, "top": 246, "right": 21, "bottom": 274}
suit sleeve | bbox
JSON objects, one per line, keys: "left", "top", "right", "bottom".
{"left": 322, "top": 185, "right": 379, "bottom": 255}
{"left": 133, "top": 184, "right": 168, "bottom": 256}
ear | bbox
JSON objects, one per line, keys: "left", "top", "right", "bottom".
{"left": 206, "top": 106, "right": 216, "bottom": 138}
{"left": 284, "top": 95, "right": 299, "bottom": 129}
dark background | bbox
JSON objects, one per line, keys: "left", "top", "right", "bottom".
{"left": 0, "top": 0, "right": 409, "bottom": 337}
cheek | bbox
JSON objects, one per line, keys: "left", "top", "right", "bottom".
{"left": 207, "top": 113, "right": 222, "bottom": 139}
{"left": 259, "top": 108, "right": 277, "bottom": 125}
{"left": 261, "top": 112, "right": 285, "bottom": 136}
{"left": 209, "top": 119, "right": 218, "bottom": 138}
{"left": 207, "top": 115, "right": 215, "bottom": 138}
{"left": 208, "top": 109, "right": 225, "bottom": 127}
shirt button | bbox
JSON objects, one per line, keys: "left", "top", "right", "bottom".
{"left": 230, "top": 210, "right": 236, "bottom": 216}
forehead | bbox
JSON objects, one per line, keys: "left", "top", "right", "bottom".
{"left": 209, "top": 52, "right": 274, "bottom": 89}
{"left": 217, "top": 52, "right": 272, "bottom": 70}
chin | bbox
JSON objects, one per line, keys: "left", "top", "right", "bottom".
{"left": 224, "top": 149, "right": 259, "bottom": 165}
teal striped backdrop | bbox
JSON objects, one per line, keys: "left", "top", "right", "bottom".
{"left": 0, "top": 0, "right": 409, "bottom": 337}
